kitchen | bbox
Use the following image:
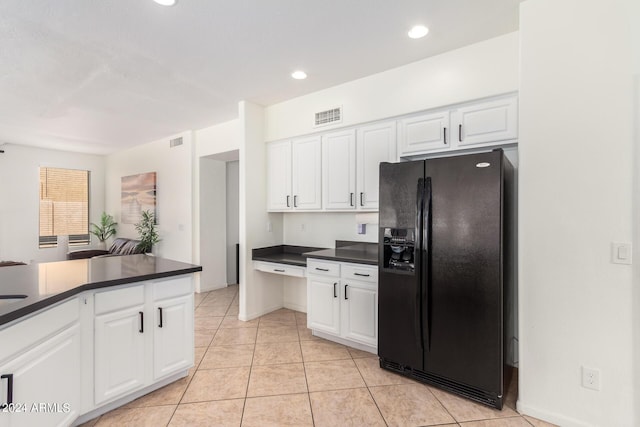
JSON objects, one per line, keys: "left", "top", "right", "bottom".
{"left": 0, "top": 0, "right": 637, "bottom": 426}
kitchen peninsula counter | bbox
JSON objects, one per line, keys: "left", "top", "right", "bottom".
{"left": 0, "top": 254, "right": 202, "bottom": 327}
{"left": 0, "top": 254, "right": 201, "bottom": 425}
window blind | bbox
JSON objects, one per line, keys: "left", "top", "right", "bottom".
{"left": 39, "top": 167, "right": 90, "bottom": 247}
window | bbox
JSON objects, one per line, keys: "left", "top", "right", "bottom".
{"left": 39, "top": 167, "right": 90, "bottom": 248}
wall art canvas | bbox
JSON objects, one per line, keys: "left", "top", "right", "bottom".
{"left": 121, "top": 172, "right": 157, "bottom": 224}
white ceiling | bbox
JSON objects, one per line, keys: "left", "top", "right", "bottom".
{"left": 0, "top": 0, "right": 522, "bottom": 155}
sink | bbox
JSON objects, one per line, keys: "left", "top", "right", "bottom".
{"left": 0, "top": 295, "right": 27, "bottom": 307}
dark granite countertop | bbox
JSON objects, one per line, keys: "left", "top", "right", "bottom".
{"left": 303, "top": 241, "right": 378, "bottom": 266}
{"left": 252, "top": 245, "right": 327, "bottom": 267}
{"left": 0, "top": 254, "right": 202, "bottom": 327}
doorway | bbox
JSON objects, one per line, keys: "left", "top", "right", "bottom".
{"left": 199, "top": 150, "right": 239, "bottom": 291}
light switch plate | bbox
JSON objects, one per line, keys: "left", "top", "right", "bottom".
{"left": 611, "top": 242, "right": 632, "bottom": 265}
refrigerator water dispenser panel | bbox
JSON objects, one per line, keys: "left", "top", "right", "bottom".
{"left": 382, "top": 228, "right": 415, "bottom": 273}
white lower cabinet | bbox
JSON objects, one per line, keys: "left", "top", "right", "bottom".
{"left": 94, "top": 296, "right": 146, "bottom": 404}
{"left": 342, "top": 281, "right": 377, "bottom": 347}
{"left": 153, "top": 294, "right": 194, "bottom": 380}
{"left": 94, "top": 276, "right": 194, "bottom": 406}
{"left": 307, "top": 276, "right": 341, "bottom": 335}
{"left": 0, "top": 299, "right": 81, "bottom": 427}
{"left": 307, "top": 259, "right": 378, "bottom": 351}
{"left": 0, "top": 274, "right": 195, "bottom": 426}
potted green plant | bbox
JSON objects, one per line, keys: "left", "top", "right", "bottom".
{"left": 90, "top": 212, "right": 117, "bottom": 249}
{"left": 135, "top": 210, "right": 160, "bottom": 254}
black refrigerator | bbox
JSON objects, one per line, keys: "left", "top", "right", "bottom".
{"left": 378, "top": 149, "right": 514, "bottom": 409}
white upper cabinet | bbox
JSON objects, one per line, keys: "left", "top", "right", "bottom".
{"left": 398, "top": 110, "right": 450, "bottom": 156}
{"left": 267, "top": 137, "right": 322, "bottom": 211}
{"left": 267, "top": 140, "right": 292, "bottom": 211}
{"left": 454, "top": 95, "right": 518, "bottom": 147}
{"left": 322, "top": 130, "right": 356, "bottom": 210}
{"left": 357, "top": 121, "right": 397, "bottom": 210}
{"left": 292, "top": 136, "right": 322, "bottom": 210}
{"left": 267, "top": 94, "right": 517, "bottom": 211}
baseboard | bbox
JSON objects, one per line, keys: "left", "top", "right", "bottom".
{"left": 72, "top": 370, "right": 188, "bottom": 426}
{"left": 199, "top": 283, "right": 229, "bottom": 293}
{"left": 517, "top": 400, "right": 592, "bottom": 427}
{"left": 312, "top": 330, "right": 377, "bottom": 355}
{"left": 239, "top": 303, "right": 284, "bottom": 321}
{"left": 283, "top": 301, "right": 306, "bottom": 313}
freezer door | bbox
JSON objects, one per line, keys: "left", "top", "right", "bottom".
{"left": 378, "top": 160, "right": 424, "bottom": 369}
{"left": 423, "top": 151, "right": 503, "bottom": 395}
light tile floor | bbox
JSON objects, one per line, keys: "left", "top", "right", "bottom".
{"left": 83, "top": 284, "right": 557, "bottom": 427}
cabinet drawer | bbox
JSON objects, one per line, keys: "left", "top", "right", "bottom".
{"left": 254, "top": 261, "right": 305, "bottom": 278}
{"left": 342, "top": 263, "right": 377, "bottom": 283}
{"left": 0, "top": 298, "right": 79, "bottom": 363}
{"left": 153, "top": 275, "right": 193, "bottom": 301}
{"left": 95, "top": 284, "right": 145, "bottom": 315}
{"left": 307, "top": 259, "right": 340, "bottom": 277}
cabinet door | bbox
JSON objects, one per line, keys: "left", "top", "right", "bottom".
{"left": 0, "top": 325, "right": 81, "bottom": 427}
{"left": 292, "top": 136, "right": 322, "bottom": 210}
{"left": 322, "top": 130, "right": 356, "bottom": 210}
{"left": 307, "top": 277, "right": 341, "bottom": 335}
{"left": 153, "top": 294, "right": 194, "bottom": 380}
{"left": 341, "top": 281, "right": 378, "bottom": 347}
{"left": 357, "top": 122, "right": 397, "bottom": 210}
{"left": 94, "top": 305, "right": 146, "bottom": 405}
{"left": 398, "top": 111, "right": 450, "bottom": 156}
{"left": 267, "top": 140, "right": 293, "bottom": 211}
{"left": 455, "top": 95, "right": 518, "bottom": 147}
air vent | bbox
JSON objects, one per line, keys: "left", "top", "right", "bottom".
{"left": 169, "top": 137, "right": 183, "bottom": 148}
{"left": 314, "top": 107, "right": 342, "bottom": 127}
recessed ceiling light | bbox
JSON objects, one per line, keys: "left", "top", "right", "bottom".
{"left": 408, "top": 25, "right": 429, "bottom": 39}
{"left": 291, "top": 70, "right": 307, "bottom": 80}
{"left": 153, "top": 0, "right": 176, "bottom": 6}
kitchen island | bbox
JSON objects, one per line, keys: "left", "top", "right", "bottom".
{"left": 0, "top": 255, "right": 201, "bottom": 426}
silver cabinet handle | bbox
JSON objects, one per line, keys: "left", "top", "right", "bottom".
{"left": 354, "top": 272, "right": 370, "bottom": 277}
{"left": 274, "top": 268, "right": 285, "bottom": 272}
{"left": 315, "top": 267, "right": 329, "bottom": 272}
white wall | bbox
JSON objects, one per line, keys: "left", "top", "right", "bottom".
{"left": 196, "top": 119, "right": 240, "bottom": 158}
{"left": 283, "top": 213, "right": 377, "bottom": 248}
{"left": 238, "top": 101, "right": 284, "bottom": 320}
{"left": 198, "top": 157, "right": 227, "bottom": 291}
{"left": 518, "top": 1, "right": 635, "bottom": 426}
{"left": 264, "top": 32, "right": 519, "bottom": 142}
{"left": 0, "top": 144, "right": 105, "bottom": 263}
{"left": 105, "top": 131, "right": 194, "bottom": 263}
{"left": 226, "top": 161, "right": 239, "bottom": 284}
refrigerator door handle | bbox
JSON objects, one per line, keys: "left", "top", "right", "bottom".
{"left": 415, "top": 178, "right": 425, "bottom": 351}
{"left": 423, "top": 177, "right": 433, "bottom": 350}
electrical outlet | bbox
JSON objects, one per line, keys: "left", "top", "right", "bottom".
{"left": 300, "top": 223, "right": 305, "bottom": 231}
{"left": 611, "top": 242, "right": 632, "bottom": 264}
{"left": 582, "top": 366, "right": 600, "bottom": 391}
{"left": 266, "top": 222, "right": 272, "bottom": 232}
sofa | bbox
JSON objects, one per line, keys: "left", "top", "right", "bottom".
{"left": 67, "top": 238, "right": 145, "bottom": 260}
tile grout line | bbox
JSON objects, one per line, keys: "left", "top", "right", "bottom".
{"left": 350, "top": 349, "right": 389, "bottom": 427}
{"left": 239, "top": 306, "right": 257, "bottom": 427}
{"left": 299, "top": 326, "right": 317, "bottom": 427}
